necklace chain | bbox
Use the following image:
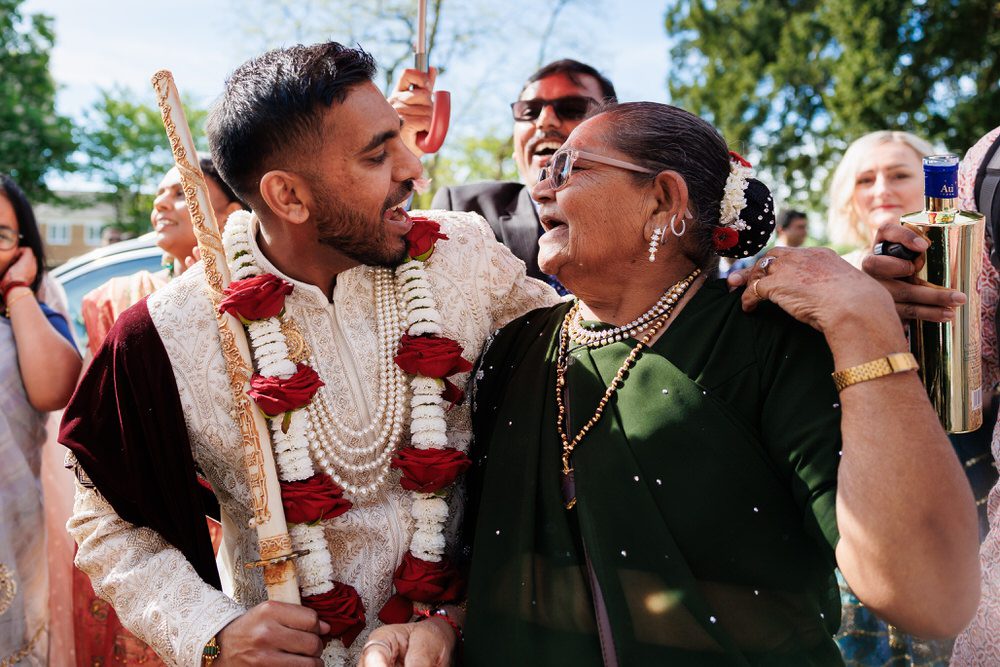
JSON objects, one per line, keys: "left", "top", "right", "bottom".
{"left": 556, "top": 270, "right": 700, "bottom": 480}
{"left": 567, "top": 269, "right": 700, "bottom": 347}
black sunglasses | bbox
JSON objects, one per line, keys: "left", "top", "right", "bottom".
{"left": 510, "top": 96, "right": 595, "bottom": 122}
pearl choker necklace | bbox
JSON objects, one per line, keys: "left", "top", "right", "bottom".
{"left": 567, "top": 268, "right": 701, "bottom": 348}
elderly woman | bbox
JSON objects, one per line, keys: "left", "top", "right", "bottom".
{"left": 462, "top": 103, "right": 979, "bottom": 666}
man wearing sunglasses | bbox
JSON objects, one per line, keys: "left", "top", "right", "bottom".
{"left": 390, "top": 60, "right": 616, "bottom": 287}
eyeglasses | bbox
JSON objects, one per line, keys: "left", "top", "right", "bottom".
{"left": 0, "top": 228, "right": 22, "bottom": 251}
{"left": 510, "top": 96, "right": 595, "bottom": 122}
{"left": 537, "top": 148, "right": 654, "bottom": 191}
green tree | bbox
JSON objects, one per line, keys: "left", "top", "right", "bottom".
{"left": 0, "top": 0, "right": 75, "bottom": 201}
{"left": 665, "top": 0, "right": 1000, "bottom": 212}
{"left": 414, "top": 131, "right": 517, "bottom": 208}
{"left": 75, "top": 87, "right": 206, "bottom": 236}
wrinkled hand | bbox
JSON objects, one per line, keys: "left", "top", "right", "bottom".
{"left": 859, "top": 222, "right": 965, "bottom": 323}
{"left": 727, "top": 246, "right": 898, "bottom": 334}
{"left": 2, "top": 248, "right": 37, "bottom": 286}
{"left": 388, "top": 68, "right": 438, "bottom": 158}
{"left": 216, "top": 601, "right": 330, "bottom": 666}
{"left": 357, "top": 619, "right": 456, "bottom": 667}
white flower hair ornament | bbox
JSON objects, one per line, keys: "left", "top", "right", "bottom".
{"left": 711, "top": 151, "right": 775, "bottom": 257}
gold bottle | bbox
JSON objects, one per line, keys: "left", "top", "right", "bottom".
{"left": 902, "top": 155, "right": 985, "bottom": 433}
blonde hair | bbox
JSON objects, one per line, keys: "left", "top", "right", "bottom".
{"left": 828, "top": 131, "right": 935, "bottom": 248}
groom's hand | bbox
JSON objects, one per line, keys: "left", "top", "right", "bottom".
{"left": 216, "top": 601, "right": 330, "bottom": 665}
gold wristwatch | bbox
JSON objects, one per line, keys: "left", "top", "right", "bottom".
{"left": 831, "top": 352, "right": 919, "bottom": 392}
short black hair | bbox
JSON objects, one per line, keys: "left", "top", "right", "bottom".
{"left": 0, "top": 174, "right": 46, "bottom": 292}
{"left": 198, "top": 155, "right": 248, "bottom": 211}
{"left": 207, "top": 42, "right": 377, "bottom": 205}
{"left": 777, "top": 208, "right": 807, "bottom": 230}
{"left": 521, "top": 59, "right": 617, "bottom": 102}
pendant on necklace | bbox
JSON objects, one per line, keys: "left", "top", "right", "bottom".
{"left": 561, "top": 469, "right": 577, "bottom": 510}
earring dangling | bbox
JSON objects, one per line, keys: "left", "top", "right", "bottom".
{"left": 670, "top": 214, "right": 686, "bottom": 237}
{"left": 648, "top": 227, "right": 663, "bottom": 262}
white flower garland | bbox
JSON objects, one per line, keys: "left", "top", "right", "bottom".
{"left": 719, "top": 159, "right": 752, "bottom": 231}
{"left": 222, "top": 212, "right": 459, "bottom": 662}
{"left": 395, "top": 257, "right": 451, "bottom": 561}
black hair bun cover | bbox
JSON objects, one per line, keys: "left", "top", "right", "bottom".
{"left": 717, "top": 178, "right": 775, "bottom": 259}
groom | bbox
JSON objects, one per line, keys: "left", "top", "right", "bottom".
{"left": 61, "top": 42, "right": 557, "bottom": 666}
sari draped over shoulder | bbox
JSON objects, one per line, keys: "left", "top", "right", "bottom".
{"left": 465, "top": 280, "right": 846, "bottom": 666}
{"left": 0, "top": 308, "right": 57, "bottom": 665}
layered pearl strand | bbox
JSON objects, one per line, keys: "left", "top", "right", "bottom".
{"left": 222, "top": 212, "right": 461, "bottom": 664}
{"left": 305, "top": 268, "right": 407, "bottom": 498}
{"left": 567, "top": 268, "right": 701, "bottom": 348}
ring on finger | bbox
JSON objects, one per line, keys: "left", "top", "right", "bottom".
{"left": 758, "top": 256, "right": 776, "bottom": 274}
{"left": 750, "top": 279, "right": 765, "bottom": 301}
{"left": 363, "top": 639, "right": 392, "bottom": 654}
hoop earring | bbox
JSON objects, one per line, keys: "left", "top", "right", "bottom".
{"left": 670, "top": 214, "right": 686, "bottom": 237}
{"left": 648, "top": 227, "right": 663, "bottom": 262}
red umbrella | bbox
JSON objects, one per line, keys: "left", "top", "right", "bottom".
{"left": 414, "top": 0, "right": 450, "bottom": 153}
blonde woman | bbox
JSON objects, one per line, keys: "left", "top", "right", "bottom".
{"left": 828, "top": 130, "right": 934, "bottom": 267}
{"left": 828, "top": 130, "right": 994, "bottom": 666}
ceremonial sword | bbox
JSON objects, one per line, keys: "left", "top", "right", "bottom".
{"left": 151, "top": 71, "right": 302, "bottom": 604}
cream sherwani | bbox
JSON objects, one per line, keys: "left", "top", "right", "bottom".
{"left": 65, "top": 211, "right": 559, "bottom": 666}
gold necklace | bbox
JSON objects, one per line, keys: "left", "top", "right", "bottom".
{"left": 556, "top": 273, "right": 698, "bottom": 509}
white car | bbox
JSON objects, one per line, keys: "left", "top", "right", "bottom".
{"left": 50, "top": 233, "right": 163, "bottom": 350}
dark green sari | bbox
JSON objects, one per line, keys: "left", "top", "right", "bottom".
{"left": 465, "top": 280, "right": 845, "bottom": 666}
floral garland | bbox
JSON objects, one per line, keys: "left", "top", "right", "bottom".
{"left": 712, "top": 150, "right": 753, "bottom": 251}
{"left": 220, "top": 211, "right": 469, "bottom": 663}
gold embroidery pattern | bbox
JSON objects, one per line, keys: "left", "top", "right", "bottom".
{"left": 258, "top": 534, "right": 293, "bottom": 560}
{"left": 281, "top": 317, "right": 312, "bottom": 364}
{"left": 152, "top": 70, "right": 270, "bottom": 525}
{"left": 0, "top": 563, "right": 15, "bottom": 617}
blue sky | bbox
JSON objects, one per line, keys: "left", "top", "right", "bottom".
{"left": 23, "top": 0, "right": 672, "bottom": 132}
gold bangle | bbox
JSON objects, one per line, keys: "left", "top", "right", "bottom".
{"left": 202, "top": 635, "right": 221, "bottom": 664}
{"left": 3, "top": 288, "right": 33, "bottom": 318}
{"left": 831, "top": 352, "right": 918, "bottom": 392}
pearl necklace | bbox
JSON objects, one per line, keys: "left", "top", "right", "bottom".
{"left": 567, "top": 268, "right": 701, "bottom": 348}
{"left": 305, "top": 268, "right": 407, "bottom": 498}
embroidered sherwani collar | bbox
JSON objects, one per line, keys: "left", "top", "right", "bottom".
{"left": 239, "top": 211, "right": 367, "bottom": 309}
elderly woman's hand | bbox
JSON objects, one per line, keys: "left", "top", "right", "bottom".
{"left": 859, "top": 222, "right": 965, "bottom": 323}
{"left": 727, "top": 247, "right": 899, "bottom": 334}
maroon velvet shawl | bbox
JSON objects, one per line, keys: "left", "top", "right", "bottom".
{"left": 60, "top": 297, "right": 221, "bottom": 589}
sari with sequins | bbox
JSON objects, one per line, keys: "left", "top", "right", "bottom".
{"left": 465, "top": 280, "right": 846, "bottom": 666}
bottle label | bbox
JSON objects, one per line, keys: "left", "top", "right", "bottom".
{"left": 923, "top": 155, "right": 959, "bottom": 199}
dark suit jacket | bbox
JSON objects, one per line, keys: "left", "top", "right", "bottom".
{"left": 431, "top": 181, "right": 544, "bottom": 281}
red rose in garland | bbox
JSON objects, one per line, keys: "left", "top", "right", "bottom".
{"left": 303, "top": 582, "right": 367, "bottom": 648}
{"left": 391, "top": 446, "right": 472, "bottom": 493}
{"left": 440, "top": 378, "right": 465, "bottom": 408}
{"left": 219, "top": 273, "right": 293, "bottom": 321}
{"left": 378, "top": 554, "right": 464, "bottom": 624}
{"left": 711, "top": 226, "right": 739, "bottom": 251}
{"left": 248, "top": 363, "right": 324, "bottom": 417}
{"left": 394, "top": 334, "right": 473, "bottom": 379}
{"left": 406, "top": 217, "right": 448, "bottom": 261}
{"left": 280, "top": 473, "right": 352, "bottom": 524}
